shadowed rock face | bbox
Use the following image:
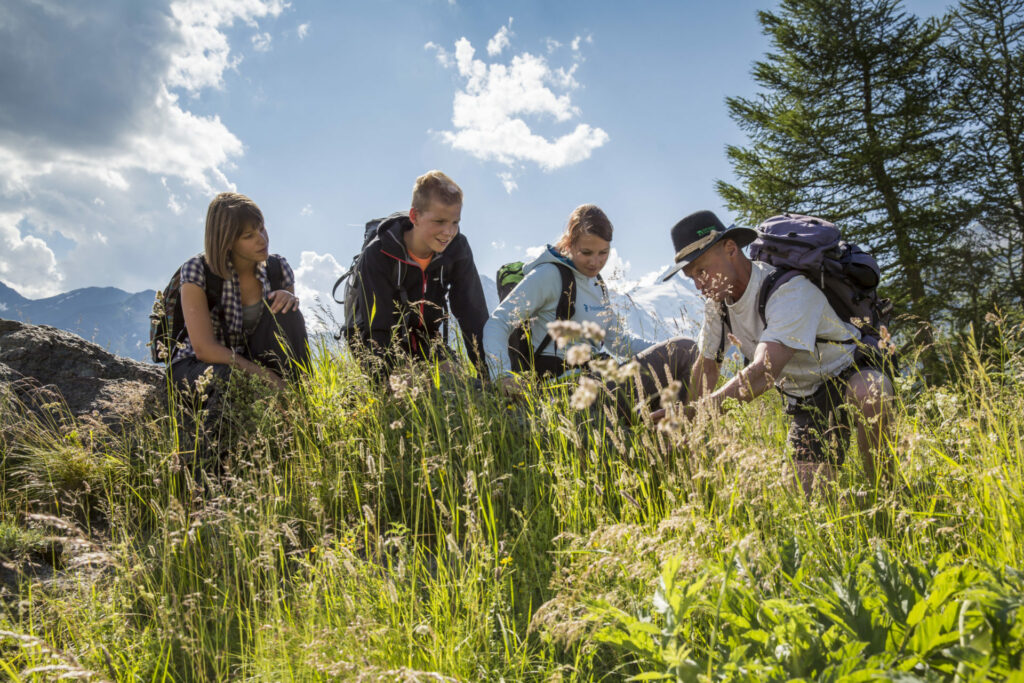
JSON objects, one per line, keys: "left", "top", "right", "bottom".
{"left": 0, "top": 318, "right": 164, "bottom": 429}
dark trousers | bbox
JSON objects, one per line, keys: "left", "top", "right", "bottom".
{"left": 170, "top": 307, "right": 310, "bottom": 390}
{"left": 632, "top": 336, "right": 698, "bottom": 409}
{"left": 785, "top": 346, "right": 893, "bottom": 464}
{"left": 601, "top": 336, "right": 698, "bottom": 422}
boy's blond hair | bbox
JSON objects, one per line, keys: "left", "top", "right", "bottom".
{"left": 204, "top": 192, "right": 265, "bottom": 278}
{"left": 411, "top": 170, "right": 462, "bottom": 212}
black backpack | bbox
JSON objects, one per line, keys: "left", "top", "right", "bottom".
{"left": 495, "top": 261, "right": 602, "bottom": 376}
{"left": 149, "top": 256, "right": 284, "bottom": 363}
{"left": 718, "top": 213, "right": 893, "bottom": 363}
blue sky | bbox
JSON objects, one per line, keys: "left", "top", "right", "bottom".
{"left": 0, "top": 0, "right": 950, "bottom": 309}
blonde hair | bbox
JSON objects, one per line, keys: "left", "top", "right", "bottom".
{"left": 204, "top": 192, "right": 265, "bottom": 278}
{"left": 411, "top": 170, "right": 463, "bottom": 212}
{"left": 554, "top": 204, "right": 613, "bottom": 254}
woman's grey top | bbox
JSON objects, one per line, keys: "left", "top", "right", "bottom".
{"left": 242, "top": 302, "right": 263, "bottom": 335}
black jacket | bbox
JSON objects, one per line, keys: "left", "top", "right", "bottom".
{"left": 350, "top": 213, "right": 488, "bottom": 369}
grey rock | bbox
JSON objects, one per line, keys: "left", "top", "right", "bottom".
{"left": 0, "top": 318, "right": 164, "bottom": 430}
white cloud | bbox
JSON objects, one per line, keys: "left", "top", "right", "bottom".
{"left": 292, "top": 250, "right": 346, "bottom": 333}
{"left": 571, "top": 34, "right": 593, "bottom": 52}
{"left": 430, "top": 26, "right": 608, "bottom": 182}
{"left": 491, "top": 240, "right": 507, "bottom": 250}
{"left": 300, "top": 204, "right": 313, "bottom": 216}
{"left": 498, "top": 172, "right": 518, "bottom": 193}
{"left": 167, "top": 0, "right": 287, "bottom": 92}
{"left": 545, "top": 38, "right": 562, "bottom": 53}
{"left": 297, "top": 23, "right": 310, "bottom": 40}
{"left": 0, "top": 212, "right": 62, "bottom": 298}
{"left": 424, "top": 41, "right": 453, "bottom": 68}
{"left": 0, "top": 0, "right": 285, "bottom": 294}
{"left": 252, "top": 31, "right": 272, "bottom": 52}
{"left": 487, "top": 18, "right": 513, "bottom": 57}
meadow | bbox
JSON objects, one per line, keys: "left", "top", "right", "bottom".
{"left": 0, "top": 315, "right": 1022, "bottom": 682}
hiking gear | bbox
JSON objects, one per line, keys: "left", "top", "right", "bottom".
{"left": 485, "top": 245, "right": 646, "bottom": 378}
{"left": 661, "top": 210, "right": 757, "bottom": 281}
{"left": 716, "top": 213, "right": 893, "bottom": 363}
{"left": 496, "top": 261, "right": 526, "bottom": 301}
{"left": 498, "top": 260, "right": 576, "bottom": 374}
{"left": 337, "top": 212, "right": 487, "bottom": 372}
{"left": 332, "top": 212, "right": 407, "bottom": 337}
{"left": 150, "top": 255, "right": 284, "bottom": 363}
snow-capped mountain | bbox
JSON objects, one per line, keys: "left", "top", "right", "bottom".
{"left": 479, "top": 270, "right": 704, "bottom": 343}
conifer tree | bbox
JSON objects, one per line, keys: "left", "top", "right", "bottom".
{"left": 946, "top": 0, "right": 1024, "bottom": 310}
{"left": 716, "top": 0, "right": 963, "bottom": 320}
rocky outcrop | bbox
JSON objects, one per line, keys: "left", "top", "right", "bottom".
{"left": 0, "top": 318, "right": 164, "bottom": 430}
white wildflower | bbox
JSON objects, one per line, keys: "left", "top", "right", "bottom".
{"left": 569, "top": 376, "right": 600, "bottom": 410}
{"left": 565, "top": 344, "right": 592, "bottom": 366}
{"left": 581, "top": 320, "right": 605, "bottom": 343}
{"left": 547, "top": 320, "right": 583, "bottom": 349}
{"left": 610, "top": 359, "right": 638, "bottom": 384}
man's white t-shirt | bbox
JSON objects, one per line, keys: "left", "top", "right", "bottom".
{"left": 696, "top": 261, "right": 861, "bottom": 398}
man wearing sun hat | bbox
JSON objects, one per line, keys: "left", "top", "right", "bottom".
{"left": 654, "top": 210, "right": 893, "bottom": 495}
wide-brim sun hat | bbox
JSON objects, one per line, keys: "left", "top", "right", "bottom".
{"left": 660, "top": 209, "right": 757, "bottom": 281}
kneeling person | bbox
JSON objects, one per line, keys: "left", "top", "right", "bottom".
{"left": 656, "top": 210, "right": 893, "bottom": 493}
{"left": 346, "top": 170, "right": 488, "bottom": 378}
{"left": 171, "top": 192, "right": 309, "bottom": 394}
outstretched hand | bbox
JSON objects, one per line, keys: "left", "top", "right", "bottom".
{"left": 649, "top": 402, "right": 698, "bottom": 426}
{"left": 268, "top": 289, "right": 301, "bottom": 314}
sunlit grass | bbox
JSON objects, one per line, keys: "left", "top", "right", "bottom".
{"left": 0, "top": 315, "right": 1022, "bottom": 681}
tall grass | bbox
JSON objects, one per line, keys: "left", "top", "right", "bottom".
{"left": 0, "top": 316, "right": 1022, "bottom": 681}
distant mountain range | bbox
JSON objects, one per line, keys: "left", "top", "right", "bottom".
{"left": 0, "top": 281, "right": 157, "bottom": 361}
{"left": 0, "top": 271, "right": 704, "bottom": 364}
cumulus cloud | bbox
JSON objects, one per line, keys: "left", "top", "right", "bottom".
{"left": 297, "top": 22, "right": 310, "bottom": 40}
{"left": 0, "top": 213, "right": 63, "bottom": 298}
{"left": 292, "top": 251, "right": 346, "bottom": 333}
{"left": 428, "top": 23, "right": 608, "bottom": 183}
{"left": 167, "top": 0, "right": 287, "bottom": 92}
{"left": 487, "top": 18, "right": 513, "bottom": 56}
{"left": 0, "top": 0, "right": 285, "bottom": 294}
{"left": 300, "top": 204, "right": 314, "bottom": 216}
{"left": 252, "top": 31, "right": 272, "bottom": 52}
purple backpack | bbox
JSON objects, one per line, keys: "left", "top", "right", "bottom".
{"left": 718, "top": 213, "right": 893, "bottom": 361}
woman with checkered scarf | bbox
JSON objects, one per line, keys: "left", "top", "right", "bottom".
{"left": 170, "top": 192, "right": 309, "bottom": 394}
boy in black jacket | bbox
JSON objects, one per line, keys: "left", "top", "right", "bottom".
{"left": 348, "top": 170, "right": 488, "bottom": 378}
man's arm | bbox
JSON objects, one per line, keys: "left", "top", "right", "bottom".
{"left": 702, "top": 340, "right": 795, "bottom": 412}
{"left": 690, "top": 354, "right": 720, "bottom": 400}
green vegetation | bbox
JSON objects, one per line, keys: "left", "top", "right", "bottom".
{"left": 1, "top": 318, "right": 1023, "bottom": 681}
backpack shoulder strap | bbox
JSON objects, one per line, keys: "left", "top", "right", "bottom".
{"left": 266, "top": 255, "right": 285, "bottom": 291}
{"left": 757, "top": 268, "right": 801, "bottom": 327}
{"left": 200, "top": 259, "right": 228, "bottom": 337}
{"left": 532, "top": 262, "right": 576, "bottom": 359}
{"left": 555, "top": 263, "right": 576, "bottom": 321}
{"left": 716, "top": 301, "right": 730, "bottom": 364}
{"left": 202, "top": 259, "right": 224, "bottom": 310}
